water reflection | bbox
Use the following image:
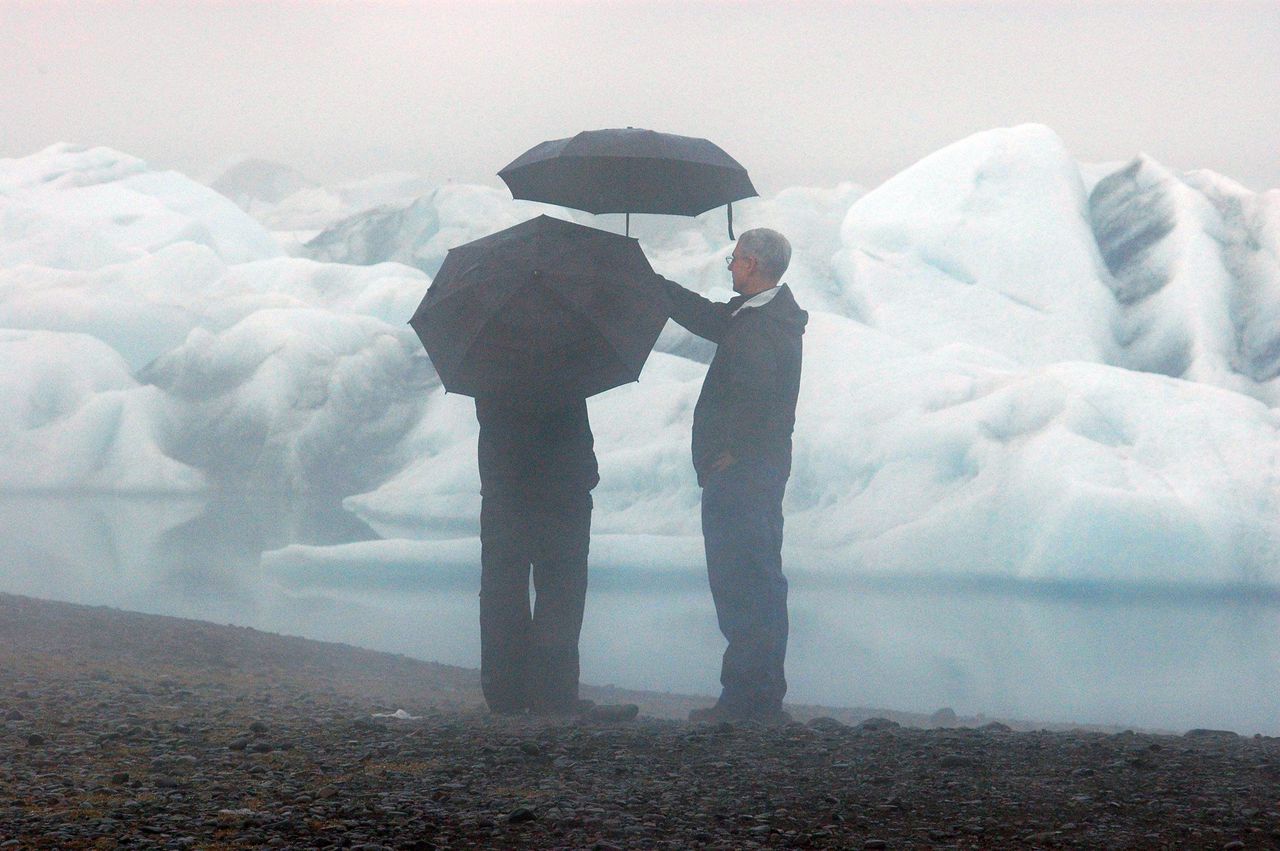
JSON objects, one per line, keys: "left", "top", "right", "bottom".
{"left": 0, "top": 495, "right": 1277, "bottom": 735}
{"left": 149, "top": 491, "right": 379, "bottom": 602}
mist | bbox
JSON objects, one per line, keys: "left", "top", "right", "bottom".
{"left": 3, "top": 1, "right": 1278, "bottom": 193}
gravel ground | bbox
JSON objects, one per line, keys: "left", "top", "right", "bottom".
{"left": 2, "top": 592, "right": 1279, "bottom": 850}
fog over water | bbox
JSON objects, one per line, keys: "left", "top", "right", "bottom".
{"left": 3, "top": 493, "right": 1278, "bottom": 734}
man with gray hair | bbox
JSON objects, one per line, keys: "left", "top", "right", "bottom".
{"left": 656, "top": 228, "right": 808, "bottom": 724}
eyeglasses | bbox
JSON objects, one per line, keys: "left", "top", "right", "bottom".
{"left": 725, "top": 255, "right": 734, "bottom": 268}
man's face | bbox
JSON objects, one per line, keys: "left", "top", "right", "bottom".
{"left": 727, "top": 244, "right": 754, "bottom": 294}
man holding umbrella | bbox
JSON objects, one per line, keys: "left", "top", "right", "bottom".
{"left": 657, "top": 228, "right": 808, "bottom": 724}
{"left": 411, "top": 215, "right": 669, "bottom": 718}
{"left": 475, "top": 394, "right": 597, "bottom": 716}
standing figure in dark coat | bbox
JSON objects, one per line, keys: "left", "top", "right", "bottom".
{"left": 475, "top": 395, "right": 598, "bottom": 716}
{"left": 657, "top": 228, "right": 808, "bottom": 724}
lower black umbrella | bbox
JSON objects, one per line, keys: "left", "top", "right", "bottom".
{"left": 409, "top": 215, "right": 669, "bottom": 405}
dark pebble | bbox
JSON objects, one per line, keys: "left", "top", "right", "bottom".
{"left": 939, "top": 754, "right": 975, "bottom": 769}
{"left": 858, "top": 718, "right": 900, "bottom": 732}
{"left": 507, "top": 807, "right": 537, "bottom": 824}
{"left": 807, "top": 716, "right": 846, "bottom": 731}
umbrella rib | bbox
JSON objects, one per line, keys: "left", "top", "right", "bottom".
{"left": 536, "top": 276, "right": 633, "bottom": 374}
{"left": 451, "top": 279, "right": 534, "bottom": 382}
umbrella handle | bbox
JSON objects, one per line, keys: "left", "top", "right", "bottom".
{"left": 727, "top": 202, "right": 735, "bottom": 241}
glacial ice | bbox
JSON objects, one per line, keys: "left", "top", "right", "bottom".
{"left": 1, "top": 127, "right": 1278, "bottom": 588}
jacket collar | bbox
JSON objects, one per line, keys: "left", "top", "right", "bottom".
{"left": 730, "top": 285, "right": 782, "bottom": 317}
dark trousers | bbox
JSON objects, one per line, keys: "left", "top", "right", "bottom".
{"left": 701, "top": 458, "right": 790, "bottom": 715}
{"left": 479, "top": 488, "right": 592, "bottom": 714}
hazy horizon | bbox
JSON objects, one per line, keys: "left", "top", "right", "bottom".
{"left": 3, "top": 0, "right": 1278, "bottom": 194}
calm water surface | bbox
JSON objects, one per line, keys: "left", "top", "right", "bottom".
{"left": 2, "top": 495, "right": 1277, "bottom": 734}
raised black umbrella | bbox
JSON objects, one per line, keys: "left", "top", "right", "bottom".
{"left": 409, "top": 215, "right": 670, "bottom": 406}
{"left": 498, "top": 127, "right": 757, "bottom": 237}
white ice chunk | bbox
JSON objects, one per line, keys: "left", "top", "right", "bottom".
{"left": 142, "top": 309, "right": 432, "bottom": 496}
{"left": 835, "top": 124, "right": 1114, "bottom": 366}
{"left": 0, "top": 144, "right": 282, "bottom": 268}
{"left": 0, "top": 330, "right": 204, "bottom": 493}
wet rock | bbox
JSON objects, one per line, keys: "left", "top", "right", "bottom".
{"left": 930, "top": 707, "right": 958, "bottom": 725}
{"left": 507, "top": 806, "right": 537, "bottom": 824}
{"left": 587, "top": 704, "right": 639, "bottom": 723}
{"left": 938, "top": 754, "right": 976, "bottom": 769}
{"left": 807, "top": 716, "right": 846, "bottom": 731}
{"left": 857, "top": 718, "right": 900, "bottom": 732}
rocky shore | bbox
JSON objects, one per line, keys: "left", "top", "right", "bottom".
{"left": 2, "top": 592, "right": 1278, "bottom": 849}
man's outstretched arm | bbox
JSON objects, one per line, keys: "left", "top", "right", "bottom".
{"left": 656, "top": 275, "right": 731, "bottom": 344}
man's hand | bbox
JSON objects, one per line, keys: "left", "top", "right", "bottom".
{"left": 710, "top": 451, "right": 736, "bottom": 474}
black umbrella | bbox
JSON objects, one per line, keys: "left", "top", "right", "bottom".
{"left": 498, "top": 127, "right": 757, "bottom": 237}
{"left": 409, "top": 215, "right": 669, "bottom": 406}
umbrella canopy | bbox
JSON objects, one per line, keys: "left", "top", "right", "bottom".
{"left": 410, "top": 215, "right": 669, "bottom": 406}
{"left": 498, "top": 127, "right": 756, "bottom": 235}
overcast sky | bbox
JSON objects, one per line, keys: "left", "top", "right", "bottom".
{"left": 2, "top": 1, "right": 1278, "bottom": 194}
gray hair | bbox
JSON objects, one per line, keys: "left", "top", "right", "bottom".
{"left": 736, "top": 228, "right": 791, "bottom": 282}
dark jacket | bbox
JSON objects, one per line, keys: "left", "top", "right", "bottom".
{"left": 661, "top": 279, "right": 808, "bottom": 486}
{"left": 475, "top": 396, "right": 599, "bottom": 496}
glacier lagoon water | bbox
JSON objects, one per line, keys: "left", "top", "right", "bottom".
{"left": 2, "top": 494, "right": 1277, "bottom": 736}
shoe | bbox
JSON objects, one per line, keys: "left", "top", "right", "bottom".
{"left": 488, "top": 704, "right": 528, "bottom": 717}
{"left": 748, "top": 708, "right": 793, "bottom": 726}
{"left": 688, "top": 703, "right": 745, "bottom": 723}
{"left": 530, "top": 697, "right": 597, "bottom": 719}
{"left": 688, "top": 704, "right": 792, "bottom": 725}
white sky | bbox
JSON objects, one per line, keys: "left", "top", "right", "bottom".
{"left": 2, "top": 0, "right": 1278, "bottom": 194}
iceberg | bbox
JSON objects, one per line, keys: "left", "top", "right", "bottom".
{"left": 0, "top": 329, "right": 205, "bottom": 493}
{"left": 0, "top": 125, "right": 1276, "bottom": 589}
{"left": 0, "top": 144, "right": 282, "bottom": 267}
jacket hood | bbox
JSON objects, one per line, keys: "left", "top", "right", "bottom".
{"left": 752, "top": 284, "right": 808, "bottom": 333}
